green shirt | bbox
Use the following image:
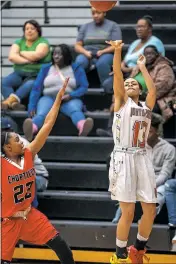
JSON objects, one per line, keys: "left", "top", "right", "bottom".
{"left": 13, "top": 37, "right": 51, "bottom": 73}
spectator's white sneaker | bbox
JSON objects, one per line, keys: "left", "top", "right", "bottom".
{"left": 78, "top": 118, "right": 94, "bottom": 136}
{"left": 171, "top": 235, "right": 176, "bottom": 251}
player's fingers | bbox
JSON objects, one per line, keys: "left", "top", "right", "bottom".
{"left": 105, "top": 40, "right": 111, "bottom": 45}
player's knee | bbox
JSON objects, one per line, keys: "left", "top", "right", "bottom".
{"left": 1, "top": 260, "right": 11, "bottom": 264}
{"left": 46, "top": 234, "right": 75, "bottom": 264}
{"left": 121, "top": 208, "right": 134, "bottom": 223}
{"left": 143, "top": 204, "right": 156, "bottom": 220}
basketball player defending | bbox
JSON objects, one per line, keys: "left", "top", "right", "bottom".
{"left": 107, "top": 40, "right": 157, "bottom": 264}
{"left": 1, "top": 78, "right": 75, "bottom": 264}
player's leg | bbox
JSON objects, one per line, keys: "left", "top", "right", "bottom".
{"left": 109, "top": 152, "right": 137, "bottom": 263}
{"left": 128, "top": 153, "right": 156, "bottom": 264}
{"left": 20, "top": 207, "right": 75, "bottom": 264}
{"left": 116, "top": 202, "right": 135, "bottom": 257}
{"left": 46, "top": 233, "right": 75, "bottom": 264}
{"left": 1, "top": 219, "right": 22, "bottom": 262}
{"left": 128, "top": 202, "right": 156, "bottom": 264}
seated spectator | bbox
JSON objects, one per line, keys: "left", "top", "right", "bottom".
{"left": 23, "top": 44, "right": 93, "bottom": 141}
{"left": 2, "top": 20, "right": 51, "bottom": 110}
{"left": 1, "top": 116, "right": 49, "bottom": 208}
{"left": 74, "top": 7, "right": 122, "bottom": 92}
{"left": 103, "top": 15, "right": 165, "bottom": 93}
{"left": 122, "top": 15, "right": 165, "bottom": 76}
{"left": 165, "top": 178, "right": 176, "bottom": 250}
{"left": 142, "top": 45, "right": 176, "bottom": 121}
{"left": 112, "top": 114, "right": 176, "bottom": 223}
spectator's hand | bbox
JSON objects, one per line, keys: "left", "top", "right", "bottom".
{"left": 137, "top": 54, "right": 146, "bottom": 66}
{"left": 96, "top": 50, "right": 104, "bottom": 57}
{"left": 130, "top": 66, "right": 140, "bottom": 78}
{"left": 62, "top": 94, "right": 71, "bottom": 102}
{"left": 85, "top": 51, "right": 92, "bottom": 59}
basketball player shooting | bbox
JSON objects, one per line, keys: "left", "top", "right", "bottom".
{"left": 1, "top": 78, "right": 75, "bottom": 264}
{"left": 107, "top": 40, "right": 157, "bottom": 264}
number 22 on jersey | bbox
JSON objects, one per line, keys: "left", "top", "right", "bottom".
{"left": 132, "top": 121, "right": 147, "bottom": 148}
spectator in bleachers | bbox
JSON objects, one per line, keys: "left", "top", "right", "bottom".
{"left": 2, "top": 20, "right": 51, "bottom": 110}
{"left": 1, "top": 116, "right": 49, "bottom": 208}
{"left": 165, "top": 178, "right": 176, "bottom": 250}
{"left": 165, "top": 179, "right": 176, "bottom": 230}
{"left": 143, "top": 45, "right": 176, "bottom": 121}
{"left": 121, "top": 15, "right": 165, "bottom": 77}
{"left": 102, "top": 15, "right": 165, "bottom": 94}
{"left": 23, "top": 44, "right": 93, "bottom": 141}
{"left": 112, "top": 113, "right": 176, "bottom": 223}
{"left": 74, "top": 7, "right": 122, "bottom": 93}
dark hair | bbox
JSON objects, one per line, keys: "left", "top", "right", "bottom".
{"left": 138, "top": 82, "right": 143, "bottom": 91}
{"left": 139, "top": 15, "right": 153, "bottom": 29}
{"left": 1, "top": 132, "right": 11, "bottom": 154}
{"left": 51, "top": 44, "right": 73, "bottom": 66}
{"left": 144, "top": 45, "right": 160, "bottom": 55}
{"left": 23, "top": 19, "right": 42, "bottom": 37}
{"left": 151, "top": 113, "right": 162, "bottom": 129}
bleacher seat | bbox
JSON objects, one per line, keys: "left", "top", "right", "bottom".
{"left": 1, "top": 0, "right": 176, "bottom": 253}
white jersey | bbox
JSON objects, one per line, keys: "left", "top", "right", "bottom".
{"left": 112, "top": 97, "right": 152, "bottom": 148}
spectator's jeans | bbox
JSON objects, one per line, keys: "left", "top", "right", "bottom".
{"left": 32, "top": 95, "right": 85, "bottom": 129}
{"left": 103, "top": 76, "right": 113, "bottom": 94}
{"left": 112, "top": 185, "right": 166, "bottom": 224}
{"left": 32, "top": 176, "right": 48, "bottom": 208}
{"left": 165, "top": 179, "right": 176, "bottom": 226}
{"left": 2, "top": 71, "right": 35, "bottom": 100}
{"left": 75, "top": 53, "right": 113, "bottom": 86}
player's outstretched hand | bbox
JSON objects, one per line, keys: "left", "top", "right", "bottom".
{"left": 58, "top": 77, "right": 70, "bottom": 99}
{"left": 137, "top": 54, "right": 146, "bottom": 66}
{"left": 106, "top": 40, "right": 124, "bottom": 49}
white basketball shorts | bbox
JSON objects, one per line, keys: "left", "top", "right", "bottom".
{"left": 108, "top": 148, "right": 157, "bottom": 203}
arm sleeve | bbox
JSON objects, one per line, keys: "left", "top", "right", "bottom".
{"left": 76, "top": 24, "right": 87, "bottom": 42}
{"left": 14, "top": 39, "right": 21, "bottom": 46}
{"left": 27, "top": 67, "right": 46, "bottom": 113}
{"left": 110, "top": 23, "right": 122, "bottom": 41}
{"left": 70, "top": 66, "right": 89, "bottom": 98}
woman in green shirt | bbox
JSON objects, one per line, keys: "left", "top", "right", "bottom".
{"left": 2, "top": 20, "right": 51, "bottom": 110}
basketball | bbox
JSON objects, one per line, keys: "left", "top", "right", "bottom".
{"left": 90, "top": 1, "right": 117, "bottom": 12}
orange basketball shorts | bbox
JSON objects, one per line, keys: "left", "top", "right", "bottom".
{"left": 1, "top": 207, "right": 58, "bottom": 261}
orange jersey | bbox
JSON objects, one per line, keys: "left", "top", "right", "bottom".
{"left": 1, "top": 148, "right": 36, "bottom": 218}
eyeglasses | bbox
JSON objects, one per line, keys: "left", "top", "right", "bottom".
{"left": 136, "top": 25, "right": 148, "bottom": 29}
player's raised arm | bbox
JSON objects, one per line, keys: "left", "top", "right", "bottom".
{"left": 27, "top": 78, "right": 70, "bottom": 157}
{"left": 106, "top": 40, "right": 127, "bottom": 112}
{"left": 137, "top": 54, "right": 156, "bottom": 110}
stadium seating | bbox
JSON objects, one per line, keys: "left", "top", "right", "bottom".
{"left": 1, "top": 0, "right": 176, "bottom": 253}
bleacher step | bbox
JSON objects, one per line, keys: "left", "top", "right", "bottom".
{"left": 37, "top": 190, "right": 169, "bottom": 225}
{"left": 50, "top": 220, "right": 170, "bottom": 251}
{"left": 44, "top": 162, "right": 108, "bottom": 190}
